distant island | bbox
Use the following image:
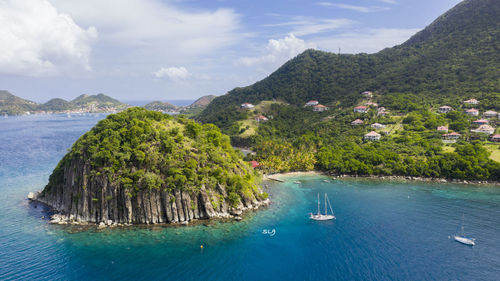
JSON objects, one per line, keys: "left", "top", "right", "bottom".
{"left": 0, "top": 90, "right": 216, "bottom": 116}
{"left": 33, "top": 108, "right": 268, "bottom": 226}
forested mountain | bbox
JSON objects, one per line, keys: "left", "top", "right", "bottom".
{"left": 197, "top": 0, "right": 500, "bottom": 181}
{"left": 0, "top": 91, "right": 38, "bottom": 115}
{"left": 199, "top": 0, "right": 500, "bottom": 130}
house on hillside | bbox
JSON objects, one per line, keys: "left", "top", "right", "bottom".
{"left": 442, "top": 132, "right": 461, "bottom": 140}
{"left": 254, "top": 115, "right": 268, "bottom": 122}
{"left": 438, "top": 106, "right": 452, "bottom": 113}
{"left": 472, "top": 119, "right": 489, "bottom": 125}
{"left": 464, "top": 99, "right": 479, "bottom": 105}
{"left": 354, "top": 106, "right": 369, "bottom": 113}
{"left": 312, "top": 104, "right": 329, "bottom": 112}
{"left": 361, "top": 91, "right": 373, "bottom": 98}
{"left": 471, "top": 124, "right": 495, "bottom": 134}
{"left": 465, "top": 108, "right": 479, "bottom": 116}
{"left": 437, "top": 126, "right": 448, "bottom": 132}
{"left": 305, "top": 100, "right": 319, "bottom": 106}
{"left": 364, "top": 131, "right": 381, "bottom": 141}
{"left": 483, "top": 110, "right": 498, "bottom": 118}
{"left": 351, "top": 119, "right": 364, "bottom": 126}
{"left": 377, "top": 107, "right": 388, "bottom": 116}
{"left": 241, "top": 103, "right": 255, "bottom": 109}
{"left": 371, "top": 123, "right": 386, "bottom": 129}
{"left": 248, "top": 161, "right": 260, "bottom": 168}
{"left": 365, "top": 102, "right": 378, "bottom": 107}
{"left": 490, "top": 134, "right": 500, "bottom": 142}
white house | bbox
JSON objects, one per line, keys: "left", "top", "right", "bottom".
{"left": 438, "top": 106, "right": 452, "bottom": 113}
{"left": 365, "top": 102, "right": 378, "bottom": 107}
{"left": 361, "top": 91, "right": 373, "bottom": 98}
{"left": 364, "top": 131, "right": 381, "bottom": 141}
{"left": 305, "top": 100, "right": 319, "bottom": 106}
{"left": 312, "top": 104, "right": 329, "bottom": 112}
{"left": 483, "top": 110, "right": 498, "bottom": 118}
{"left": 241, "top": 103, "right": 255, "bottom": 109}
{"left": 354, "top": 106, "right": 369, "bottom": 113}
{"left": 465, "top": 108, "right": 479, "bottom": 116}
{"left": 371, "top": 123, "right": 386, "bottom": 129}
{"left": 464, "top": 99, "right": 479, "bottom": 105}
{"left": 472, "top": 124, "right": 495, "bottom": 134}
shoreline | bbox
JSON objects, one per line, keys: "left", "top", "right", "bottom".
{"left": 265, "top": 171, "right": 500, "bottom": 186}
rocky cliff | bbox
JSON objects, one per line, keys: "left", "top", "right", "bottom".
{"left": 34, "top": 108, "right": 268, "bottom": 225}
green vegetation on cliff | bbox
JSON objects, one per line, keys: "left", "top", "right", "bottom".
{"left": 44, "top": 108, "right": 264, "bottom": 208}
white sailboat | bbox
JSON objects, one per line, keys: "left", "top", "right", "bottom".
{"left": 453, "top": 215, "right": 475, "bottom": 246}
{"left": 310, "top": 193, "right": 335, "bottom": 221}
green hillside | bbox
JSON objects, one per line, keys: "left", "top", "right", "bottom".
{"left": 0, "top": 91, "right": 38, "bottom": 115}
{"left": 199, "top": 0, "right": 500, "bottom": 130}
{"left": 197, "top": 0, "right": 500, "bottom": 181}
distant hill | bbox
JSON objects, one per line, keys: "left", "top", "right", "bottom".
{"left": 143, "top": 101, "right": 179, "bottom": 112}
{"left": 71, "top": 93, "right": 126, "bottom": 108}
{"left": 0, "top": 91, "right": 38, "bottom": 115}
{"left": 189, "top": 95, "right": 216, "bottom": 108}
{"left": 40, "top": 98, "right": 71, "bottom": 111}
{"left": 199, "top": 0, "right": 500, "bottom": 130}
{"left": 0, "top": 92, "right": 129, "bottom": 114}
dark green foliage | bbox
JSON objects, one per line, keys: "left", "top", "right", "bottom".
{"left": 45, "top": 108, "right": 262, "bottom": 200}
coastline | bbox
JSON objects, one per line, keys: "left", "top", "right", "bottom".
{"left": 265, "top": 171, "right": 500, "bottom": 186}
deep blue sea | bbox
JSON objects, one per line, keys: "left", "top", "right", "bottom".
{"left": 1, "top": 114, "right": 500, "bottom": 281}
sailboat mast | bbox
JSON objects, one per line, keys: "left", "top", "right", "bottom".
{"left": 317, "top": 193, "right": 320, "bottom": 215}
{"left": 324, "top": 193, "right": 327, "bottom": 215}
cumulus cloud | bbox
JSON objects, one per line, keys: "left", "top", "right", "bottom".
{"left": 0, "top": 0, "right": 97, "bottom": 76}
{"left": 313, "top": 28, "right": 420, "bottom": 54}
{"left": 239, "top": 34, "right": 316, "bottom": 67}
{"left": 49, "top": 0, "right": 240, "bottom": 56}
{"left": 153, "top": 66, "right": 190, "bottom": 80}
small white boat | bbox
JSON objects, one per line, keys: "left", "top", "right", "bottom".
{"left": 453, "top": 215, "right": 475, "bottom": 246}
{"left": 294, "top": 181, "right": 301, "bottom": 184}
{"left": 323, "top": 179, "right": 329, "bottom": 183}
{"left": 310, "top": 193, "right": 336, "bottom": 221}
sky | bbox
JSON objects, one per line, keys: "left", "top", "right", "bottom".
{"left": 0, "top": 0, "right": 462, "bottom": 103}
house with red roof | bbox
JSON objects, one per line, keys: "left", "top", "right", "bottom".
{"left": 483, "top": 110, "right": 498, "bottom": 118}
{"left": 241, "top": 103, "right": 255, "bottom": 109}
{"left": 305, "top": 100, "right": 319, "bottom": 106}
{"left": 351, "top": 119, "right": 364, "bottom": 126}
{"left": 438, "top": 106, "right": 452, "bottom": 113}
{"left": 312, "top": 104, "right": 329, "bottom": 112}
{"left": 248, "top": 161, "right": 260, "bottom": 168}
{"left": 472, "top": 119, "right": 489, "bottom": 125}
{"left": 472, "top": 124, "right": 495, "bottom": 134}
{"left": 364, "top": 131, "right": 381, "bottom": 141}
{"left": 465, "top": 108, "right": 479, "bottom": 116}
{"left": 361, "top": 91, "right": 373, "bottom": 98}
{"left": 354, "top": 106, "right": 369, "bottom": 113}
{"left": 254, "top": 115, "right": 269, "bottom": 122}
{"left": 442, "top": 132, "right": 461, "bottom": 140}
{"left": 490, "top": 134, "right": 500, "bottom": 142}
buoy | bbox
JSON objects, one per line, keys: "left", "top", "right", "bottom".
{"left": 200, "top": 245, "right": 204, "bottom": 249}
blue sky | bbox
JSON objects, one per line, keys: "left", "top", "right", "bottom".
{"left": 0, "top": 0, "right": 462, "bottom": 102}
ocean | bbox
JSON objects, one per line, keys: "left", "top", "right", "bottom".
{"left": 1, "top": 114, "right": 500, "bottom": 281}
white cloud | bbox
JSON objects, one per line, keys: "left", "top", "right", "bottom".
{"left": 377, "top": 0, "right": 398, "bottom": 4}
{"left": 263, "top": 17, "right": 353, "bottom": 36}
{"left": 153, "top": 66, "right": 190, "bottom": 80}
{"left": 0, "top": 0, "right": 97, "bottom": 76}
{"left": 49, "top": 0, "right": 240, "bottom": 56}
{"left": 239, "top": 34, "right": 316, "bottom": 67}
{"left": 313, "top": 28, "right": 420, "bottom": 54}
{"left": 316, "top": 2, "right": 390, "bottom": 13}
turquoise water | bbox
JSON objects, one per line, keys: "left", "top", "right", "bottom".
{"left": 1, "top": 115, "right": 500, "bottom": 280}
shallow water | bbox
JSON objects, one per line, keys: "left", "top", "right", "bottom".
{"left": 1, "top": 115, "right": 500, "bottom": 280}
